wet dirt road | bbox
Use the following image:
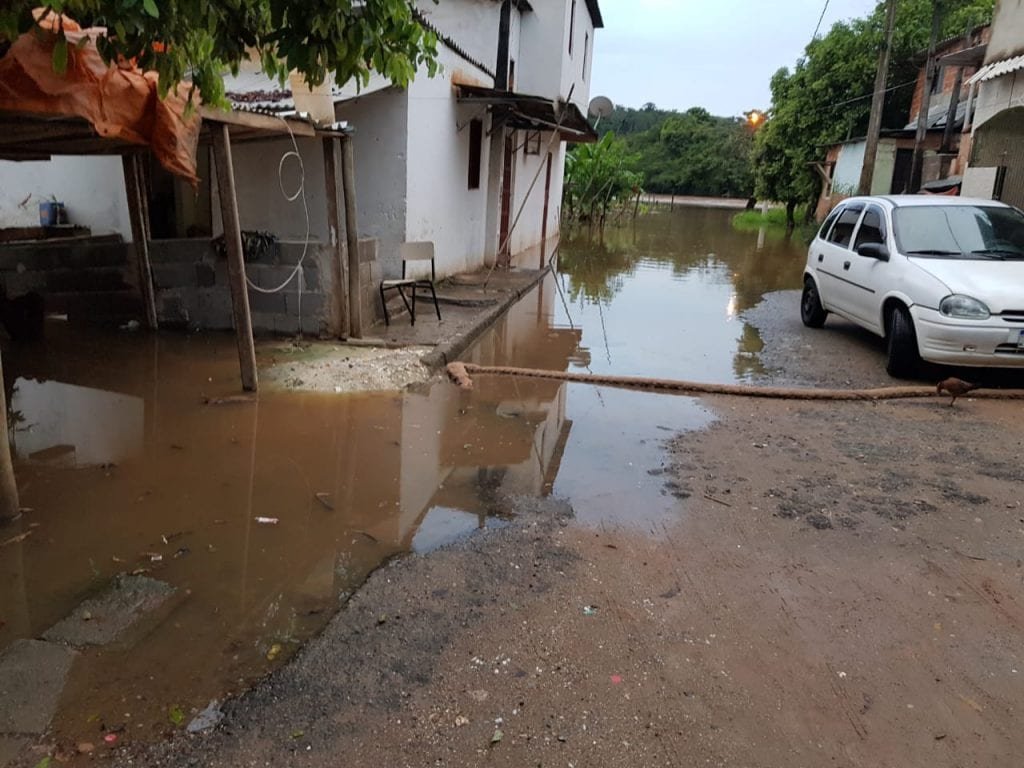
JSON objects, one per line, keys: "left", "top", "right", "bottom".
{"left": 8, "top": 206, "right": 1024, "bottom": 766}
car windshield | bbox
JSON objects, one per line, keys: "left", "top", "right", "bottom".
{"left": 893, "top": 205, "right": 1024, "bottom": 259}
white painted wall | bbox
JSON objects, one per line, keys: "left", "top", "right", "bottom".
{"left": 973, "top": 71, "right": 1024, "bottom": 129}
{"left": 405, "top": 46, "right": 493, "bottom": 278}
{"left": 986, "top": 0, "right": 1024, "bottom": 62}
{"left": 416, "top": 0, "right": 502, "bottom": 76}
{"left": 335, "top": 89, "right": 410, "bottom": 278}
{"left": 0, "top": 155, "right": 131, "bottom": 238}
{"left": 509, "top": 136, "right": 557, "bottom": 257}
{"left": 518, "top": 1, "right": 567, "bottom": 101}
{"left": 559, "top": 0, "right": 597, "bottom": 112}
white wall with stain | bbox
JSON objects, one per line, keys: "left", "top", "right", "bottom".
{"left": 0, "top": 155, "right": 131, "bottom": 238}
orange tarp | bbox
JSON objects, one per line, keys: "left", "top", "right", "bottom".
{"left": 0, "top": 12, "right": 200, "bottom": 182}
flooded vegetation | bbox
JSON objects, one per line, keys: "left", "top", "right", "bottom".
{"left": 0, "top": 206, "right": 806, "bottom": 750}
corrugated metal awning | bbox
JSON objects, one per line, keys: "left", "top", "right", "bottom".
{"left": 968, "top": 54, "right": 1024, "bottom": 85}
{"left": 455, "top": 84, "right": 598, "bottom": 143}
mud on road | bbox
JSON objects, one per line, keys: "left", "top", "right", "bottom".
{"left": 106, "top": 291, "right": 1024, "bottom": 768}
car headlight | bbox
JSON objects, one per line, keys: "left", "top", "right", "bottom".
{"left": 939, "top": 294, "right": 990, "bottom": 320}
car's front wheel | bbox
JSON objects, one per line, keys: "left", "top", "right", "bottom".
{"left": 885, "top": 304, "right": 921, "bottom": 379}
{"left": 800, "top": 278, "right": 828, "bottom": 328}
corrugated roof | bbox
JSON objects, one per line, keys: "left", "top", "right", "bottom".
{"left": 967, "top": 53, "right": 1024, "bottom": 85}
{"left": 223, "top": 68, "right": 391, "bottom": 116}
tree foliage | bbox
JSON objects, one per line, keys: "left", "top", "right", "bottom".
{"left": 754, "top": 0, "right": 994, "bottom": 222}
{"left": 0, "top": 1, "right": 440, "bottom": 107}
{"left": 563, "top": 132, "right": 642, "bottom": 226}
{"left": 598, "top": 104, "right": 755, "bottom": 198}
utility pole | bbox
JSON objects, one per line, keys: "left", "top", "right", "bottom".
{"left": 858, "top": 0, "right": 899, "bottom": 196}
{"left": 909, "top": 0, "right": 943, "bottom": 193}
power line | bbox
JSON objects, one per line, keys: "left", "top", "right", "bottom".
{"left": 812, "top": 0, "right": 832, "bottom": 40}
{"left": 831, "top": 78, "right": 917, "bottom": 109}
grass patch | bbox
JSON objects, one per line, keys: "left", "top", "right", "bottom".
{"left": 731, "top": 207, "right": 796, "bottom": 230}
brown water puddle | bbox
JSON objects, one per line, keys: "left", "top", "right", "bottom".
{"left": 0, "top": 206, "right": 805, "bottom": 756}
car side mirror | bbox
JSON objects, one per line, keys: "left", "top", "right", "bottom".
{"left": 857, "top": 242, "right": 890, "bottom": 261}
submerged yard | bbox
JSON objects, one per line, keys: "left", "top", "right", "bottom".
{"left": 3, "top": 206, "right": 1023, "bottom": 767}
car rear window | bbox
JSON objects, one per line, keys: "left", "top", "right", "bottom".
{"left": 893, "top": 205, "right": 1024, "bottom": 258}
{"left": 826, "top": 205, "right": 863, "bottom": 248}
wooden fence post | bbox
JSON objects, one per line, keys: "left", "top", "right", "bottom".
{"left": 340, "top": 135, "right": 362, "bottom": 338}
{"left": 211, "top": 123, "right": 259, "bottom": 392}
{"left": 323, "top": 137, "right": 350, "bottom": 338}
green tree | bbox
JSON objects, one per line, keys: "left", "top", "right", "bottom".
{"left": 563, "top": 132, "right": 642, "bottom": 227}
{"left": 0, "top": 1, "right": 440, "bottom": 107}
{"left": 754, "top": 0, "right": 994, "bottom": 227}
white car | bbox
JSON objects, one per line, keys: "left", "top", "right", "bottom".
{"left": 801, "top": 195, "right": 1024, "bottom": 378}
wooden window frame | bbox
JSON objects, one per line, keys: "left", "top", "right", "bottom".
{"left": 468, "top": 119, "right": 483, "bottom": 190}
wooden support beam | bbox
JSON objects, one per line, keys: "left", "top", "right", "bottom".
{"left": 341, "top": 135, "right": 363, "bottom": 338}
{"left": 211, "top": 123, "right": 259, "bottom": 392}
{"left": 200, "top": 108, "right": 317, "bottom": 138}
{"left": 122, "top": 154, "right": 159, "bottom": 330}
{"left": 0, "top": 351, "right": 19, "bottom": 518}
{"left": 322, "top": 137, "right": 350, "bottom": 338}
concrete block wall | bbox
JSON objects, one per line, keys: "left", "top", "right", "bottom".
{"left": 0, "top": 237, "right": 130, "bottom": 294}
{"left": 149, "top": 239, "right": 330, "bottom": 336}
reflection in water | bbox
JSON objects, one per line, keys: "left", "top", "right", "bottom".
{"left": 557, "top": 207, "right": 806, "bottom": 382}
{"left": 0, "top": 205, "right": 806, "bottom": 750}
{"left": 11, "top": 378, "right": 144, "bottom": 466}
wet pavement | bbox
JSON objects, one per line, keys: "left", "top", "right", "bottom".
{"left": 0, "top": 206, "right": 807, "bottom": 759}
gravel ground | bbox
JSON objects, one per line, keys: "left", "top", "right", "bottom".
{"left": 257, "top": 341, "right": 436, "bottom": 393}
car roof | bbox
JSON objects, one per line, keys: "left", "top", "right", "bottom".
{"left": 840, "top": 195, "right": 1013, "bottom": 209}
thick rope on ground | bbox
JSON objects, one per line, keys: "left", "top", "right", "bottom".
{"left": 445, "top": 362, "right": 1024, "bottom": 402}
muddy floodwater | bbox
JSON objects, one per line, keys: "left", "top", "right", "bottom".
{"left": 0, "top": 207, "right": 805, "bottom": 751}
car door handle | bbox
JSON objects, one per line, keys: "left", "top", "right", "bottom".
{"left": 843, "top": 261, "right": 851, "bottom": 270}
{"left": 817, "top": 254, "right": 824, "bottom": 262}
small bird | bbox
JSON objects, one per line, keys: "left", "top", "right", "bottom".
{"left": 936, "top": 377, "right": 978, "bottom": 406}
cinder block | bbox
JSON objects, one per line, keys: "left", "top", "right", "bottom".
{"left": 196, "top": 288, "right": 234, "bottom": 329}
{"left": 195, "top": 263, "right": 216, "bottom": 287}
{"left": 251, "top": 311, "right": 278, "bottom": 333}
{"left": 152, "top": 263, "right": 195, "bottom": 289}
{"left": 2, "top": 271, "right": 47, "bottom": 295}
{"left": 246, "top": 290, "right": 287, "bottom": 314}
{"left": 149, "top": 239, "right": 214, "bottom": 264}
{"left": 300, "top": 313, "right": 325, "bottom": 337}
{"left": 253, "top": 265, "right": 298, "bottom": 291}
{"left": 157, "top": 291, "right": 191, "bottom": 325}
{"left": 284, "top": 290, "right": 325, "bottom": 316}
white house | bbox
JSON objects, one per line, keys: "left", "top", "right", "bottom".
{"left": 223, "top": 0, "right": 602, "bottom": 279}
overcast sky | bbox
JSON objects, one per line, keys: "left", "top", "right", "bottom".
{"left": 591, "top": 0, "right": 879, "bottom": 117}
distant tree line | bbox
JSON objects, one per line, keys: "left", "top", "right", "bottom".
{"left": 596, "top": 103, "right": 755, "bottom": 198}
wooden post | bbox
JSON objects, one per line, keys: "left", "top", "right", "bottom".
{"left": 122, "top": 154, "right": 159, "bottom": 329}
{"left": 211, "top": 123, "right": 259, "bottom": 392}
{"left": 323, "top": 137, "right": 350, "bottom": 338}
{"left": 0, "top": 351, "right": 19, "bottom": 519}
{"left": 340, "top": 135, "right": 363, "bottom": 338}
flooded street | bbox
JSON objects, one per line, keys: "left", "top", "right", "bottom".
{"left": 0, "top": 207, "right": 807, "bottom": 751}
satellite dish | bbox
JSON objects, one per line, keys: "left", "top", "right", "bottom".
{"left": 588, "top": 95, "right": 614, "bottom": 119}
